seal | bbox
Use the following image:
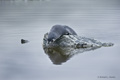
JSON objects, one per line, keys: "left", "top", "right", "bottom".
{"left": 47, "top": 25, "right": 77, "bottom": 44}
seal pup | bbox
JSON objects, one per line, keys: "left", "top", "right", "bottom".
{"left": 47, "top": 25, "right": 77, "bottom": 44}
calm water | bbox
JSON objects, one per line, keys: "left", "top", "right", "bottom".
{"left": 0, "top": 0, "right": 120, "bottom": 80}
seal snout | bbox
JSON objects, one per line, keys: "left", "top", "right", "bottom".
{"left": 47, "top": 37, "right": 56, "bottom": 44}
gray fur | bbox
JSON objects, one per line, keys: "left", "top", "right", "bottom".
{"left": 47, "top": 25, "right": 77, "bottom": 43}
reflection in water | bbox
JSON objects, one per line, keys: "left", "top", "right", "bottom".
{"left": 43, "top": 46, "right": 101, "bottom": 65}
{"left": 43, "top": 47, "right": 70, "bottom": 65}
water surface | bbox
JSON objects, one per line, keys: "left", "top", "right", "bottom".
{"left": 0, "top": 0, "right": 120, "bottom": 80}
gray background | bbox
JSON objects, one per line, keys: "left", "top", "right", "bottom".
{"left": 0, "top": 0, "right": 120, "bottom": 80}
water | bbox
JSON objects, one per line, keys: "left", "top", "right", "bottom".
{"left": 0, "top": 0, "right": 120, "bottom": 80}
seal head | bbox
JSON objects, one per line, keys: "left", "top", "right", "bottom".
{"left": 47, "top": 25, "right": 77, "bottom": 44}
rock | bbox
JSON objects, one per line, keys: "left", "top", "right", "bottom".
{"left": 42, "top": 33, "right": 114, "bottom": 65}
{"left": 43, "top": 33, "right": 114, "bottom": 49}
{"left": 21, "top": 39, "right": 29, "bottom": 44}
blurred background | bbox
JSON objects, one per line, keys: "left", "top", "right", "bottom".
{"left": 0, "top": 0, "right": 120, "bottom": 80}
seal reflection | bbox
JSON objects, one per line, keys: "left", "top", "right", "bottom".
{"left": 43, "top": 46, "right": 101, "bottom": 65}
{"left": 43, "top": 47, "right": 71, "bottom": 65}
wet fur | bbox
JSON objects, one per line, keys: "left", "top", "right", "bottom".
{"left": 48, "top": 25, "right": 77, "bottom": 43}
